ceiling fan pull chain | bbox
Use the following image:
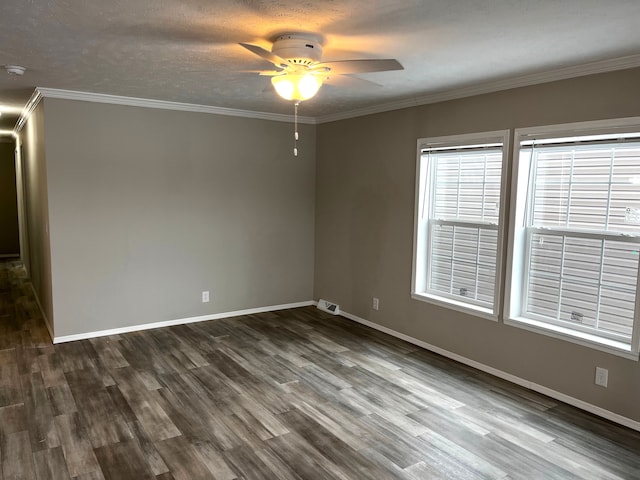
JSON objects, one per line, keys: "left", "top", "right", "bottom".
{"left": 294, "top": 100, "right": 300, "bottom": 157}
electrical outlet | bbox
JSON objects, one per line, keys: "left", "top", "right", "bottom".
{"left": 372, "top": 297, "right": 379, "bottom": 311}
{"left": 595, "top": 367, "right": 608, "bottom": 387}
{"left": 202, "top": 291, "right": 210, "bottom": 303}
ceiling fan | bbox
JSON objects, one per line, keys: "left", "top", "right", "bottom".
{"left": 240, "top": 32, "right": 403, "bottom": 156}
{"left": 240, "top": 32, "right": 404, "bottom": 102}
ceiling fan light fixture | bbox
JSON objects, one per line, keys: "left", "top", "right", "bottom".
{"left": 271, "top": 73, "right": 323, "bottom": 101}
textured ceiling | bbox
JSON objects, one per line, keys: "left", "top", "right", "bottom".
{"left": 1, "top": 0, "right": 640, "bottom": 131}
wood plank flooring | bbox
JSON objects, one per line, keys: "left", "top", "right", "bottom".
{"left": 2, "top": 259, "right": 640, "bottom": 479}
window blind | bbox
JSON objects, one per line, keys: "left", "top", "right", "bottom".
{"left": 523, "top": 141, "right": 640, "bottom": 341}
{"left": 424, "top": 147, "right": 503, "bottom": 308}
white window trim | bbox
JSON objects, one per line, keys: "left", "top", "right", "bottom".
{"left": 412, "top": 130, "right": 510, "bottom": 321}
{"left": 504, "top": 117, "right": 640, "bottom": 359}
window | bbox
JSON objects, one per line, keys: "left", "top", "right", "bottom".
{"left": 412, "top": 131, "right": 509, "bottom": 319}
{"left": 506, "top": 119, "right": 640, "bottom": 357}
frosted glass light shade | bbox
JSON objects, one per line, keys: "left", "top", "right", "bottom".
{"left": 271, "top": 74, "right": 323, "bottom": 101}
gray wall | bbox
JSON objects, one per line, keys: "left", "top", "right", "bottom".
{"left": 314, "top": 67, "right": 640, "bottom": 423}
{"left": 21, "top": 101, "right": 54, "bottom": 331}
{"left": 0, "top": 140, "right": 19, "bottom": 256}
{"left": 43, "top": 98, "right": 315, "bottom": 338}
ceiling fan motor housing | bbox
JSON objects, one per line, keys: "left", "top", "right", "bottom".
{"left": 272, "top": 34, "right": 323, "bottom": 66}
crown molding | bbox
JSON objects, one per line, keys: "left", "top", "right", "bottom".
{"left": 13, "top": 89, "right": 43, "bottom": 135}
{"left": 35, "top": 88, "right": 317, "bottom": 124}
{"left": 13, "top": 54, "right": 640, "bottom": 130}
{"left": 315, "top": 53, "right": 640, "bottom": 124}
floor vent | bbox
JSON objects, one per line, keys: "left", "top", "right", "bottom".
{"left": 317, "top": 299, "right": 340, "bottom": 315}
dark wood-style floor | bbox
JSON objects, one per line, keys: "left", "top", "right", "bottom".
{"left": 1, "top": 261, "right": 640, "bottom": 480}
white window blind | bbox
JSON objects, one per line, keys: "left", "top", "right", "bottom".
{"left": 520, "top": 139, "right": 640, "bottom": 346}
{"left": 413, "top": 131, "right": 508, "bottom": 318}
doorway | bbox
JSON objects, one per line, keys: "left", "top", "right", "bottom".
{"left": 0, "top": 138, "right": 20, "bottom": 258}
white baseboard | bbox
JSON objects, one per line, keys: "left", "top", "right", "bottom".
{"left": 339, "top": 310, "right": 640, "bottom": 433}
{"left": 53, "top": 300, "right": 314, "bottom": 344}
{"left": 30, "top": 292, "right": 640, "bottom": 431}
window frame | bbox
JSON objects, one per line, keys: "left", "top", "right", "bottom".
{"left": 412, "top": 130, "right": 510, "bottom": 321}
{"left": 504, "top": 118, "right": 640, "bottom": 359}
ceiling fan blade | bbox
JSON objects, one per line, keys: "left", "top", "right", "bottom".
{"left": 240, "top": 70, "right": 285, "bottom": 76}
{"left": 239, "top": 43, "right": 288, "bottom": 68}
{"left": 313, "top": 59, "right": 403, "bottom": 75}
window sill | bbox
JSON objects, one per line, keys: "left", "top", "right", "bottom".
{"left": 411, "top": 292, "right": 498, "bottom": 322}
{"left": 505, "top": 316, "right": 639, "bottom": 360}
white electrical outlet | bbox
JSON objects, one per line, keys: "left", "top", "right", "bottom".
{"left": 202, "top": 291, "right": 210, "bottom": 303}
{"left": 372, "top": 297, "right": 379, "bottom": 311}
{"left": 595, "top": 367, "right": 608, "bottom": 387}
